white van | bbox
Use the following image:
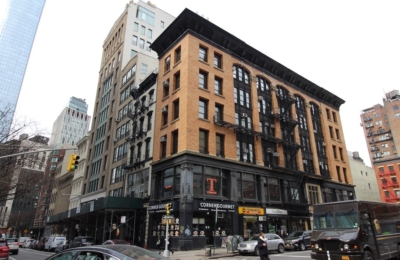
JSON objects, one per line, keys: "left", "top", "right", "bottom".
{"left": 18, "top": 237, "right": 30, "bottom": 247}
{"left": 44, "top": 236, "right": 66, "bottom": 251}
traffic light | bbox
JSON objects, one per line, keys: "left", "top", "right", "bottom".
{"left": 67, "top": 154, "right": 80, "bottom": 171}
{"left": 166, "top": 203, "right": 172, "bottom": 215}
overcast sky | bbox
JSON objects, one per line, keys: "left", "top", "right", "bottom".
{"left": 9, "top": 0, "right": 400, "bottom": 166}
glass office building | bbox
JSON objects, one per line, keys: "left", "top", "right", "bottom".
{"left": 0, "top": 0, "right": 46, "bottom": 134}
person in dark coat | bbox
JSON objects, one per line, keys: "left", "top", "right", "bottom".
{"left": 156, "top": 236, "right": 161, "bottom": 254}
{"left": 257, "top": 232, "right": 269, "bottom": 260}
{"left": 167, "top": 234, "right": 174, "bottom": 255}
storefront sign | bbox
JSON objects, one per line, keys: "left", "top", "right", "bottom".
{"left": 238, "top": 206, "right": 264, "bottom": 215}
{"left": 193, "top": 200, "right": 236, "bottom": 212}
{"left": 148, "top": 201, "right": 177, "bottom": 214}
{"left": 265, "top": 208, "right": 287, "bottom": 215}
{"left": 206, "top": 178, "right": 218, "bottom": 194}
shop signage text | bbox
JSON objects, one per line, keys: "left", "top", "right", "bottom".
{"left": 149, "top": 202, "right": 176, "bottom": 214}
{"left": 206, "top": 178, "right": 217, "bottom": 194}
{"left": 265, "top": 208, "right": 288, "bottom": 215}
{"left": 193, "top": 200, "right": 236, "bottom": 212}
{"left": 238, "top": 207, "right": 265, "bottom": 215}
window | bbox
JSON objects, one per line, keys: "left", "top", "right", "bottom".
{"left": 137, "top": 6, "right": 155, "bottom": 25}
{"left": 308, "top": 184, "right": 321, "bottom": 204}
{"left": 199, "top": 129, "right": 209, "bottom": 154}
{"left": 214, "top": 53, "right": 222, "bottom": 68}
{"left": 160, "top": 136, "right": 167, "bottom": 158}
{"left": 343, "top": 167, "right": 348, "bottom": 183}
{"left": 215, "top": 104, "right": 223, "bottom": 122}
{"left": 199, "top": 70, "right": 208, "bottom": 89}
{"left": 165, "top": 56, "right": 171, "bottom": 72}
{"left": 133, "top": 22, "right": 138, "bottom": 32}
{"left": 216, "top": 134, "right": 224, "bottom": 157}
{"left": 339, "top": 147, "right": 343, "bottom": 161}
{"left": 174, "top": 71, "right": 180, "bottom": 90}
{"left": 162, "top": 106, "right": 168, "bottom": 126}
{"left": 214, "top": 77, "right": 222, "bottom": 95}
{"left": 147, "top": 29, "right": 152, "bottom": 38}
{"left": 332, "top": 111, "right": 337, "bottom": 123}
{"left": 329, "top": 126, "right": 334, "bottom": 138}
{"left": 173, "top": 99, "right": 179, "bottom": 120}
{"left": 146, "top": 42, "right": 151, "bottom": 51}
{"left": 199, "top": 46, "right": 207, "bottom": 62}
{"left": 163, "top": 79, "right": 169, "bottom": 97}
{"left": 326, "top": 108, "right": 331, "bottom": 120}
{"left": 268, "top": 178, "right": 280, "bottom": 201}
{"left": 160, "top": 21, "right": 164, "bottom": 28}
{"left": 132, "top": 35, "right": 138, "bottom": 45}
{"left": 175, "top": 46, "right": 181, "bottom": 63}
{"left": 335, "top": 129, "right": 340, "bottom": 140}
{"left": 199, "top": 99, "right": 208, "bottom": 119}
{"left": 131, "top": 50, "right": 137, "bottom": 58}
{"left": 172, "top": 130, "right": 178, "bottom": 154}
{"left": 139, "top": 39, "right": 145, "bottom": 49}
{"left": 193, "top": 165, "right": 228, "bottom": 197}
{"left": 333, "top": 145, "right": 337, "bottom": 159}
{"left": 141, "top": 63, "right": 147, "bottom": 74}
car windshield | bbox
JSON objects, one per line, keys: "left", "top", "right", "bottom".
{"left": 81, "top": 238, "right": 94, "bottom": 242}
{"left": 107, "top": 245, "right": 166, "bottom": 259}
{"left": 248, "top": 236, "right": 259, "bottom": 241}
{"left": 0, "top": 241, "right": 6, "bottom": 246}
{"left": 287, "top": 232, "right": 304, "bottom": 238}
{"left": 113, "top": 240, "right": 129, "bottom": 244}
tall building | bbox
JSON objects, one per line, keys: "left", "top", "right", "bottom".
{"left": 0, "top": 134, "right": 49, "bottom": 238}
{"left": 148, "top": 8, "right": 355, "bottom": 250}
{"left": 46, "top": 0, "right": 175, "bottom": 245}
{"left": 0, "top": 0, "right": 46, "bottom": 135}
{"left": 347, "top": 151, "right": 380, "bottom": 202}
{"left": 49, "top": 97, "right": 91, "bottom": 147}
{"left": 360, "top": 90, "right": 400, "bottom": 203}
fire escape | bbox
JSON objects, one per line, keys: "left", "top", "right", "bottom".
{"left": 379, "top": 170, "right": 400, "bottom": 202}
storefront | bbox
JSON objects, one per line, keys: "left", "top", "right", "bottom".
{"left": 266, "top": 208, "right": 289, "bottom": 237}
{"left": 237, "top": 206, "right": 266, "bottom": 239}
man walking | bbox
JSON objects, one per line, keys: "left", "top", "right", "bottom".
{"left": 167, "top": 234, "right": 174, "bottom": 255}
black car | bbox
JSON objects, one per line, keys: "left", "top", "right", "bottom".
{"left": 45, "top": 245, "right": 167, "bottom": 260}
{"left": 70, "top": 236, "right": 95, "bottom": 248}
{"left": 283, "top": 230, "right": 312, "bottom": 251}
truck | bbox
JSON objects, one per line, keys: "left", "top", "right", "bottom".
{"left": 310, "top": 200, "right": 400, "bottom": 260}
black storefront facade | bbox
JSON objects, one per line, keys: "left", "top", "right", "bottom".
{"left": 149, "top": 152, "right": 356, "bottom": 251}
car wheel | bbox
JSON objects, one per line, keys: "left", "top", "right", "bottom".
{"left": 254, "top": 247, "right": 260, "bottom": 256}
{"left": 299, "top": 242, "right": 306, "bottom": 251}
{"left": 278, "top": 244, "right": 285, "bottom": 253}
{"left": 363, "top": 251, "right": 374, "bottom": 260}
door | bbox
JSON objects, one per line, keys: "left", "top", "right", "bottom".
{"left": 360, "top": 210, "right": 378, "bottom": 258}
{"left": 303, "top": 231, "right": 312, "bottom": 248}
{"left": 266, "top": 234, "right": 279, "bottom": 251}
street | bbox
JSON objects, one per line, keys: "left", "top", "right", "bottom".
{"left": 214, "top": 250, "right": 311, "bottom": 260}
{"left": 8, "top": 248, "right": 54, "bottom": 260}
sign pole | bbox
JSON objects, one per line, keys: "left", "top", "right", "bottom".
{"left": 214, "top": 206, "right": 218, "bottom": 248}
{"left": 163, "top": 218, "right": 170, "bottom": 257}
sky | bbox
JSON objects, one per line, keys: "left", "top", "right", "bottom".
{"left": 8, "top": 0, "right": 400, "bottom": 167}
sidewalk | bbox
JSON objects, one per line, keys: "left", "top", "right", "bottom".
{"left": 159, "top": 247, "right": 239, "bottom": 260}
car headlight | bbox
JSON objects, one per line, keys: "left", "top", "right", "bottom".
{"left": 344, "top": 244, "right": 349, "bottom": 250}
{"left": 315, "top": 244, "right": 319, "bottom": 249}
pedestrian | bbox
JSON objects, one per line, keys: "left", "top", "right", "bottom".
{"left": 257, "top": 232, "right": 269, "bottom": 260}
{"left": 167, "top": 234, "right": 174, "bottom": 255}
{"left": 156, "top": 235, "right": 161, "bottom": 254}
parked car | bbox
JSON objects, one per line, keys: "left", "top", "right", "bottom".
{"left": 283, "top": 230, "right": 312, "bottom": 251}
{"left": 44, "top": 236, "right": 66, "bottom": 251}
{"left": 238, "top": 233, "right": 285, "bottom": 256}
{"left": 36, "top": 237, "right": 47, "bottom": 251}
{"left": 45, "top": 245, "right": 167, "bottom": 260}
{"left": 102, "top": 239, "right": 130, "bottom": 245}
{"left": 5, "top": 238, "right": 18, "bottom": 255}
{"left": 0, "top": 239, "right": 10, "bottom": 260}
{"left": 22, "top": 239, "right": 34, "bottom": 248}
{"left": 18, "top": 237, "right": 30, "bottom": 247}
{"left": 54, "top": 240, "right": 69, "bottom": 253}
{"left": 30, "top": 240, "right": 39, "bottom": 249}
{"left": 70, "top": 236, "right": 95, "bottom": 248}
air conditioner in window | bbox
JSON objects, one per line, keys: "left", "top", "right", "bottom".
{"left": 322, "top": 142, "right": 326, "bottom": 146}
{"left": 149, "top": 99, "right": 154, "bottom": 104}
{"left": 258, "top": 96, "right": 263, "bottom": 101}
{"left": 303, "top": 160, "right": 307, "bottom": 164}
{"left": 113, "top": 138, "right": 118, "bottom": 142}
{"left": 272, "top": 152, "right": 279, "bottom": 157}
{"left": 163, "top": 80, "right": 169, "bottom": 87}
{"left": 266, "top": 148, "right": 274, "bottom": 153}
{"left": 162, "top": 107, "right": 168, "bottom": 113}
{"left": 243, "top": 149, "right": 249, "bottom": 153}
{"left": 241, "top": 113, "right": 248, "bottom": 118}
{"left": 319, "top": 162, "right": 323, "bottom": 166}
{"left": 115, "top": 118, "right": 120, "bottom": 123}
{"left": 313, "top": 129, "right": 317, "bottom": 133}
{"left": 160, "top": 136, "right": 166, "bottom": 142}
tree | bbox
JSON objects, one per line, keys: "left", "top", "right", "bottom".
{"left": 0, "top": 105, "right": 48, "bottom": 206}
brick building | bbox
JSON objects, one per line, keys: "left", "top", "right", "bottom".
{"left": 147, "top": 8, "right": 355, "bottom": 250}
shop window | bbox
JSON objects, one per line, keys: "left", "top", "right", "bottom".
{"left": 193, "top": 165, "right": 228, "bottom": 197}
{"left": 308, "top": 184, "right": 321, "bottom": 204}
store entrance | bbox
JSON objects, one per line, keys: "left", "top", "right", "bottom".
{"left": 242, "top": 216, "right": 259, "bottom": 239}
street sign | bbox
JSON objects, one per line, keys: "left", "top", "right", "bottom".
{"left": 163, "top": 215, "right": 174, "bottom": 219}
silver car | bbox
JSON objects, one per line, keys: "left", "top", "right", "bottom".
{"left": 238, "top": 233, "right": 285, "bottom": 256}
{"left": 6, "top": 238, "right": 19, "bottom": 255}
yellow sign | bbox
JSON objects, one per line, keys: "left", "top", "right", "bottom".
{"left": 238, "top": 207, "right": 265, "bottom": 215}
{"left": 24, "top": 229, "right": 29, "bottom": 234}
{"left": 8, "top": 227, "right": 12, "bottom": 231}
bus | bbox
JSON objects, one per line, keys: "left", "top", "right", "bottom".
{"left": 310, "top": 200, "right": 400, "bottom": 260}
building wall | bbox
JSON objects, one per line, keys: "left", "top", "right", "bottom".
{"left": 348, "top": 151, "right": 380, "bottom": 201}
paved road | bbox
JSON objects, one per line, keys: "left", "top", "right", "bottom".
{"left": 216, "top": 250, "right": 311, "bottom": 260}
{"left": 9, "top": 248, "right": 55, "bottom": 260}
